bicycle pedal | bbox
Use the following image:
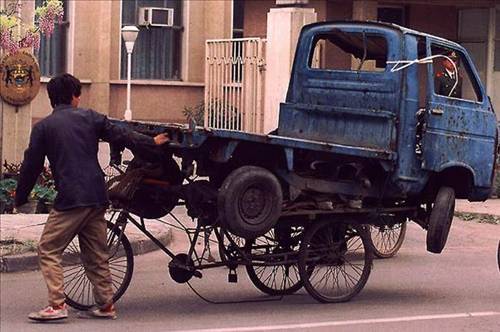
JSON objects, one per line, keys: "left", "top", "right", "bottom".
{"left": 228, "top": 269, "right": 238, "bottom": 283}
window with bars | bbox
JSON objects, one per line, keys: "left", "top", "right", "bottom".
{"left": 232, "top": 0, "right": 244, "bottom": 38}
{"left": 120, "top": 0, "right": 182, "bottom": 80}
{"left": 35, "top": 0, "right": 69, "bottom": 77}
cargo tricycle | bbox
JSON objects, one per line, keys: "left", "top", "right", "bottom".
{"left": 61, "top": 21, "right": 497, "bottom": 307}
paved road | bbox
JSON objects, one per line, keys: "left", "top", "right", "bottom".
{"left": 1, "top": 218, "right": 499, "bottom": 332}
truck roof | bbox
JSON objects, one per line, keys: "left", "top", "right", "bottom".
{"left": 304, "top": 20, "right": 463, "bottom": 50}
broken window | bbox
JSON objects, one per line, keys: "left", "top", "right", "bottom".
{"left": 431, "top": 45, "right": 482, "bottom": 102}
{"left": 309, "top": 30, "right": 388, "bottom": 72}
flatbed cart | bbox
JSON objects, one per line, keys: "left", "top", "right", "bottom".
{"left": 61, "top": 179, "right": 418, "bottom": 308}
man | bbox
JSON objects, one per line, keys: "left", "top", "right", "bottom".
{"left": 435, "top": 51, "right": 462, "bottom": 99}
{"left": 15, "top": 73, "right": 169, "bottom": 321}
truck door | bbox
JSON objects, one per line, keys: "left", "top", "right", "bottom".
{"left": 421, "top": 41, "right": 497, "bottom": 191}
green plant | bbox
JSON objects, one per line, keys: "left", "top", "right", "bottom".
{"left": 183, "top": 100, "right": 242, "bottom": 130}
{"left": 0, "top": 178, "right": 17, "bottom": 213}
{"left": 1, "top": 161, "right": 56, "bottom": 213}
{"left": 182, "top": 101, "right": 205, "bottom": 125}
{"left": 32, "top": 183, "right": 57, "bottom": 203}
{"left": 0, "top": 178, "right": 17, "bottom": 203}
{"left": 39, "top": 166, "right": 54, "bottom": 187}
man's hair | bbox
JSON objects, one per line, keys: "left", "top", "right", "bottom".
{"left": 46, "top": 73, "right": 82, "bottom": 108}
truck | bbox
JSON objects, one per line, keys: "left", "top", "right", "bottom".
{"left": 107, "top": 21, "right": 497, "bottom": 300}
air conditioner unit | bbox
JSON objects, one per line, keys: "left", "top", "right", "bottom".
{"left": 138, "top": 7, "right": 174, "bottom": 27}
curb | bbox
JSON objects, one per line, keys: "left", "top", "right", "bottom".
{"left": 454, "top": 211, "right": 500, "bottom": 225}
{"left": 0, "top": 228, "right": 172, "bottom": 273}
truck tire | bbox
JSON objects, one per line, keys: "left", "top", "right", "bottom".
{"left": 218, "top": 166, "right": 283, "bottom": 239}
{"left": 426, "top": 186, "right": 455, "bottom": 254}
{"left": 497, "top": 241, "right": 499, "bottom": 273}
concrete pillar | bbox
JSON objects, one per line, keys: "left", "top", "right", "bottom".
{"left": 352, "top": 0, "right": 377, "bottom": 21}
{"left": 72, "top": 0, "right": 111, "bottom": 115}
{"left": 485, "top": 7, "right": 495, "bottom": 98}
{"left": 0, "top": 0, "right": 35, "bottom": 170}
{"left": 351, "top": 1, "right": 378, "bottom": 71}
{"left": 263, "top": 6, "right": 317, "bottom": 133}
{"left": 0, "top": 104, "right": 32, "bottom": 167}
{"left": 490, "top": 5, "right": 500, "bottom": 116}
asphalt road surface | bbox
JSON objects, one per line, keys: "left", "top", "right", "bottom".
{"left": 1, "top": 218, "right": 499, "bottom": 332}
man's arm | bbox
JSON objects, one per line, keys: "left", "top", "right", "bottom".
{"left": 15, "top": 125, "right": 46, "bottom": 207}
{"left": 93, "top": 111, "right": 168, "bottom": 149}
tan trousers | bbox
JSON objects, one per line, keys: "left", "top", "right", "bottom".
{"left": 38, "top": 206, "right": 113, "bottom": 307}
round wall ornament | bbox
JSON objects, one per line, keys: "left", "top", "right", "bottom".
{"left": 0, "top": 52, "right": 41, "bottom": 106}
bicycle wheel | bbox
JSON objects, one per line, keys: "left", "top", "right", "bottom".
{"left": 298, "top": 220, "right": 372, "bottom": 303}
{"left": 370, "top": 221, "right": 407, "bottom": 258}
{"left": 245, "top": 227, "right": 303, "bottom": 296}
{"left": 63, "top": 221, "right": 134, "bottom": 310}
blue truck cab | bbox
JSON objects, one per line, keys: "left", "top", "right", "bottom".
{"left": 280, "top": 21, "right": 497, "bottom": 203}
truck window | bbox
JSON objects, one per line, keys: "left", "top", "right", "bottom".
{"left": 431, "top": 45, "right": 483, "bottom": 102}
{"left": 309, "top": 30, "right": 388, "bottom": 72}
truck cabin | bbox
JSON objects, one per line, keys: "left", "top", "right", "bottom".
{"left": 278, "top": 21, "right": 496, "bottom": 201}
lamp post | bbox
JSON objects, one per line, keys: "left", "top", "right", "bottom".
{"left": 121, "top": 26, "right": 139, "bottom": 121}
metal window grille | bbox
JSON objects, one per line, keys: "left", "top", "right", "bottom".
{"left": 204, "top": 38, "right": 266, "bottom": 133}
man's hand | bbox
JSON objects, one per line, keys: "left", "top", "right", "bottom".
{"left": 153, "top": 133, "right": 170, "bottom": 145}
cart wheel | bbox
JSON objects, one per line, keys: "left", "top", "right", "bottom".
{"left": 218, "top": 166, "right": 283, "bottom": 239}
{"left": 370, "top": 220, "right": 407, "bottom": 258}
{"left": 298, "top": 220, "right": 372, "bottom": 303}
{"left": 63, "top": 221, "right": 134, "bottom": 310}
{"left": 244, "top": 227, "right": 303, "bottom": 296}
{"left": 426, "top": 186, "right": 455, "bottom": 254}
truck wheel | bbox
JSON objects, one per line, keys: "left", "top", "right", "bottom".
{"left": 426, "top": 186, "right": 455, "bottom": 254}
{"left": 218, "top": 166, "right": 283, "bottom": 239}
{"left": 497, "top": 241, "right": 500, "bottom": 273}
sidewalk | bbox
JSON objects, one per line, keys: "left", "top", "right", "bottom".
{"left": 455, "top": 199, "right": 500, "bottom": 216}
{"left": 0, "top": 206, "right": 191, "bottom": 273}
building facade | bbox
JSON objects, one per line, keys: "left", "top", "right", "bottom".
{"left": 24, "top": 0, "right": 234, "bottom": 124}
{"left": 5, "top": 0, "right": 500, "bottom": 123}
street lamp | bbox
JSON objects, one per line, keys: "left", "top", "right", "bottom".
{"left": 121, "top": 25, "right": 139, "bottom": 121}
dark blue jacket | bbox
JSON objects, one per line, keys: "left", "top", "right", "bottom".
{"left": 15, "top": 105, "right": 155, "bottom": 210}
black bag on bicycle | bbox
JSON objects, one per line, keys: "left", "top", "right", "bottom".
{"left": 107, "top": 157, "right": 183, "bottom": 219}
